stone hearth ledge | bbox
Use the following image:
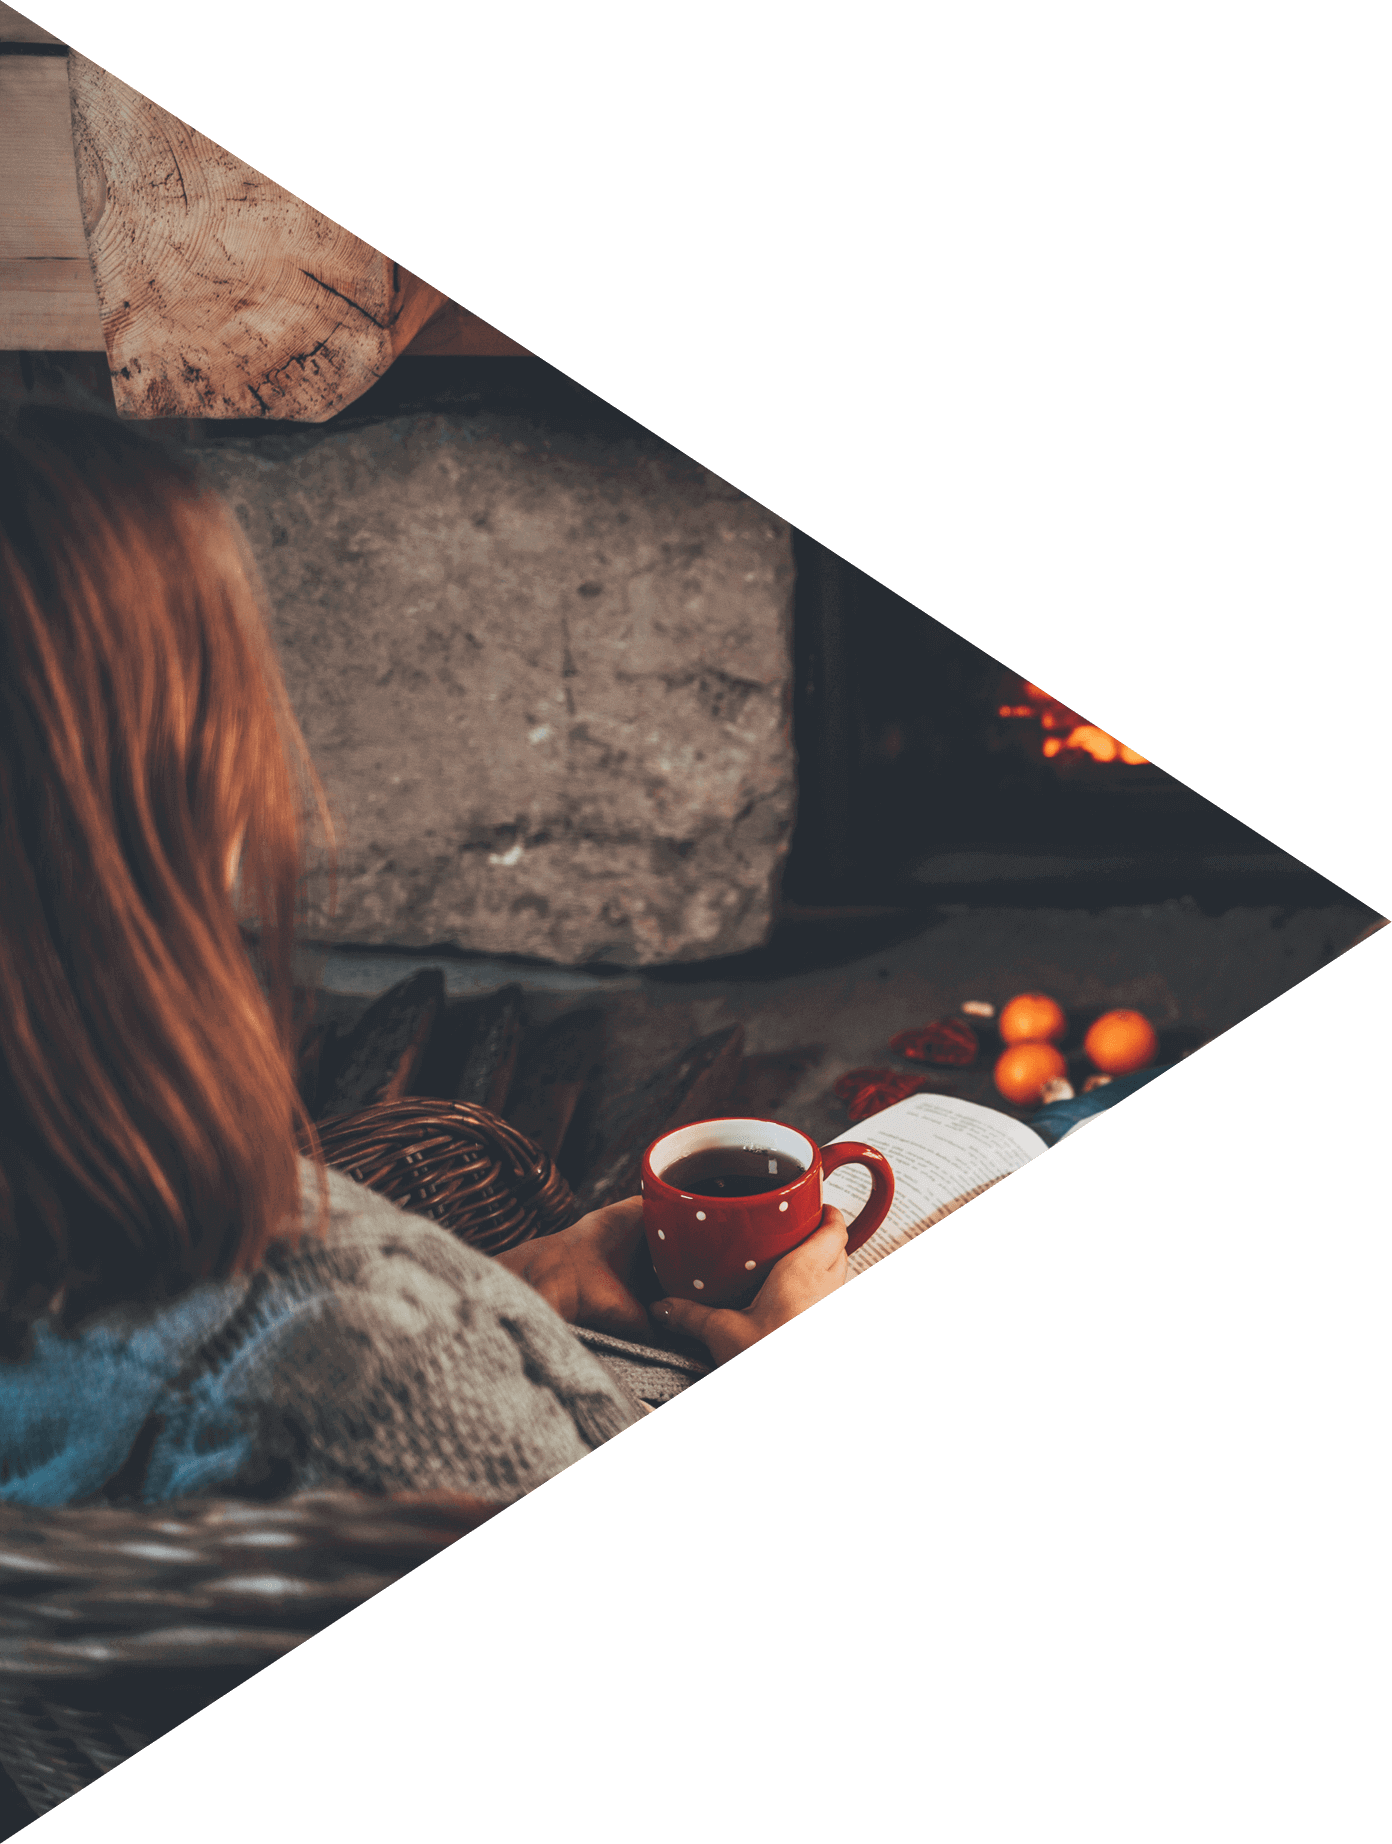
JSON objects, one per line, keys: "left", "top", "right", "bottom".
{"left": 197, "top": 412, "right": 795, "bottom": 966}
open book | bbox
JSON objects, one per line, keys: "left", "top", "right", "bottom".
{"left": 822, "top": 1093, "right": 1047, "bottom": 1279}
{"left": 578, "top": 1093, "right": 1049, "bottom": 1407}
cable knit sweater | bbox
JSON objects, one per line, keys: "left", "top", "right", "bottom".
{"left": 0, "top": 1160, "right": 645, "bottom": 1508}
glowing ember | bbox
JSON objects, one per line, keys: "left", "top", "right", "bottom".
{"left": 999, "top": 682, "right": 1147, "bottom": 766}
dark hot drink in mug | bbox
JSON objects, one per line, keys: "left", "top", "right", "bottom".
{"left": 659, "top": 1144, "right": 810, "bottom": 1198}
{"left": 641, "top": 1116, "right": 894, "bottom": 1306}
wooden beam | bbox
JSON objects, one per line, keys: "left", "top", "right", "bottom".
{"left": 66, "top": 52, "right": 448, "bottom": 419}
{"left": 0, "top": 2, "right": 61, "bottom": 43}
{"left": 0, "top": 50, "right": 102, "bottom": 348}
{"left": 402, "top": 301, "right": 532, "bottom": 359}
{"left": 0, "top": 7, "right": 530, "bottom": 406}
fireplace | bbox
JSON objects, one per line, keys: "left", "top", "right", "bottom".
{"left": 5, "top": 355, "right": 1342, "bottom": 951}
{"left": 782, "top": 535, "right": 1344, "bottom": 913}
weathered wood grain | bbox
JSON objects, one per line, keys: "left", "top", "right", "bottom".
{"left": 0, "top": 3, "right": 61, "bottom": 43}
{"left": 505, "top": 1008, "right": 605, "bottom": 1159}
{"left": 725, "top": 1044, "right": 827, "bottom": 1121}
{"left": 66, "top": 53, "right": 445, "bottom": 418}
{"left": 0, "top": 17, "right": 523, "bottom": 363}
{"left": 0, "top": 52, "right": 102, "bottom": 348}
{"left": 314, "top": 970, "right": 445, "bottom": 1120}
{"left": 296, "top": 1018, "right": 338, "bottom": 1117}
{"left": 453, "top": 985, "right": 526, "bottom": 1116}
{"left": 402, "top": 300, "right": 532, "bottom": 358}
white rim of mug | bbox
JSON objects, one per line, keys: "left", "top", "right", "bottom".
{"left": 643, "top": 1117, "right": 819, "bottom": 1200}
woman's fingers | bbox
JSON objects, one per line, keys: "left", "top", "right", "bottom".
{"left": 651, "top": 1296, "right": 754, "bottom": 1365}
{"left": 648, "top": 1205, "right": 855, "bottom": 1367}
{"left": 651, "top": 1296, "right": 718, "bottom": 1340}
{"left": 584, "top": 1195, "right": 647, "bottom": 1261}
{"left": 823, "top": 1204, "right": 849, "bottom": 1238}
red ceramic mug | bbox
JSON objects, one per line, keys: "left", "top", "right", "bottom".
{"left": 641, "top": 1116, "right": 895, "bottom": 1306}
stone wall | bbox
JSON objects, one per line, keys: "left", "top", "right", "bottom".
{"left": 196, "top": 409, "right": 796, "bottom": 965}
{"left": 0, "top": 358, "right": 800, "bottom": 965}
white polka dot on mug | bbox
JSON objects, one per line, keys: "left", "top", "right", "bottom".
{"left": 640, "top": 1115, "right": 894, "bottom": 1307}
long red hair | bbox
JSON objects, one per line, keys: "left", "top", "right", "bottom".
{"left": 0, "top": 410, "right": 333, "bottom": 1355}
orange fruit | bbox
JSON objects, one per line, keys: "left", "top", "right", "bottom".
{"left": 1083, "top": 1009, "right": 1158, "bottom": 1075}
{"left": 994, "top": 1042, "right": 1068, "bottom": 1106}
{"left": 999, "top": 991, "right": 1068, "bottom": 1046}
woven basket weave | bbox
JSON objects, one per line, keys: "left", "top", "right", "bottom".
{"left": 313, "top": 1099, "right": 579, "bottom": 1253}
{"left": 0, "top": 1491, "right": 498, "bottom": 1818}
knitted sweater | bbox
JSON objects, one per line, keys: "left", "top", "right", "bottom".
{"left": 0, "top": 1161, "right": 645, "bottom": 1509}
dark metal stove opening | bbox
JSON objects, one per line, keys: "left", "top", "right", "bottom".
{"left": 783, "top": 532, "right": 1348, "bottom": 913}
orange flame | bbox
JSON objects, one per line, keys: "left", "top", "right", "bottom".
{"left": 1000, "top": 685, "right": 1147, "bottom": 767}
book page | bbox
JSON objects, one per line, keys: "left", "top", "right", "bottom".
{"left": 821, "top": 1094, "right": 1046, "bottom": 1278}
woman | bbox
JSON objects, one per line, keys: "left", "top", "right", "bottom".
{"left": 0, "top": 411, "right": 847, "bottom": 1509}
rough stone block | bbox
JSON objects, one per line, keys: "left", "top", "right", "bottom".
{"left": 196, "top": 411, "right": 795, "bottom": 965}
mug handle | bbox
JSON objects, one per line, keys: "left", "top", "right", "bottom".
{"left": 820, "top": 1142, "right": 896, "bottom": 1255}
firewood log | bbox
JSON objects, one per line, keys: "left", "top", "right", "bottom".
{"left": 314, "top": 971, "right": 445, "bottom": 1121}
{"left": 573, "top": 1024, "right": 746, "bottom": 1212}
{"left": 724, "top": 1044, "right": 825, "bottom": 1121}
{"left": 452, "top": 984, "right": 526, "bottom": 1117}
{"left": 296, "top": 1019, "right": 338, "bottom": 1117}
{"left": 504, "top": 1009, "right": 605, "bottom": 1160}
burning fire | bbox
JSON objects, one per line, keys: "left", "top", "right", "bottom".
{"left": 998, "top": 683, "right": 1147, "bottom": 766}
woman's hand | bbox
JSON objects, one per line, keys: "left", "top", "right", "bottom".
{"left": 650, "top": 1206, "right": 849, "bottom": 1365}
{"left": 497, "top": 1198, "right": 851, "bottom": 1363}
{"left": 495, "top": 1197, "right": 650, "bottom": 1340}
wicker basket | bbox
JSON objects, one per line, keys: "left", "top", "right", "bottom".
{"left": 0, "top": 1490, "right": 498, "bottom": 1820}
{"left": 313, "top": 1099, "right": 580, "bottom": 1253}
